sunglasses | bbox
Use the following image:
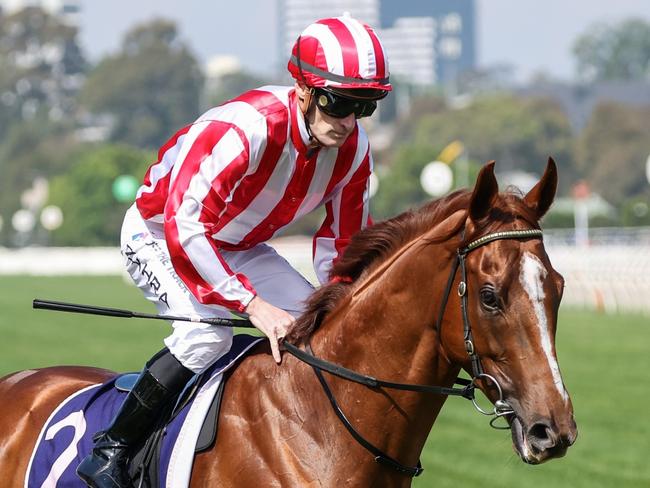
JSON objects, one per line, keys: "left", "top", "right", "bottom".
{"left": 313, "top": 88, "right": 377, "bottom": 119}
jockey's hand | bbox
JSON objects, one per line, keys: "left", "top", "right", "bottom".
{"left": 244, "top": 296, "right": 295, "bottom": 364}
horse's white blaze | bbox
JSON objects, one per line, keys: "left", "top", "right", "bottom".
{"left": 519, "top": 252, "right": 568, "bottom": 402}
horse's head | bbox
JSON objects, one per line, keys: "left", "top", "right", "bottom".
{"left": 441, "top": 158, "right": 577, "bottom": 464}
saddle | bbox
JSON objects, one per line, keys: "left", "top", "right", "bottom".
{"left": 25, "top": 334, "right": 263, "bottom": 488}
{"left": 124, "top": 334, "right": 264, "bottom": 488}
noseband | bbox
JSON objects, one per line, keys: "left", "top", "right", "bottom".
{"left": 283, "top": 227, "right": 544, "bottom": 477}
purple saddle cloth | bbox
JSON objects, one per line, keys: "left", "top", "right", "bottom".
{"left": 26, "top": 334, "right": 263, "bottom": 488}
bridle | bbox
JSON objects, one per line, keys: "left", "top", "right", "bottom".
{"left": 283, "top": 227, "right": 544, "bottom": 477}
{"left": 437, "top": 228, "right": 543, "bottom": 425}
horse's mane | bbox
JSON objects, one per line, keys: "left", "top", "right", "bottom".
{"left": 288, "top": 188, "right": 540, "bottom": 342}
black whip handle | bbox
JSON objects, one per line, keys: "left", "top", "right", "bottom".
{"left": 32, "top": 299, "right": 254, "bottom": 328}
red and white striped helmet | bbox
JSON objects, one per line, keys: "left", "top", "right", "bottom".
{"left": 288, "top": 16, "right": 391, "bottom": 94}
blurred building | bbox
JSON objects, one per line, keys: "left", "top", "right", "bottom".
{"left": 379, "top": 0, "right": 476, "bottom": 87}
{"left": 278, "top": 0, "right": 380, "bottom": 61}
{"left": 0, "top": 0, "right": 85, "bottom": 123}
{"left": 515, "top": 80, "right": 650, "bottom": 131}
{"left": 277, "top": 0, "right": 476, "bottom": 88}
{"left": 378, "top": 16, "right": 437, "bottom": 86}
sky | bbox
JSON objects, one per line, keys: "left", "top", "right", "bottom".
{"left": 78, "top": 0, "right": 650, "bottom": 83}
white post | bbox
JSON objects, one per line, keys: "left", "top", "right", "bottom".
{"left": 572, "top": 181, "right": 590, "bottom": 247}
{"left": 574, "top": 200, "right": 589, "bottom": 247}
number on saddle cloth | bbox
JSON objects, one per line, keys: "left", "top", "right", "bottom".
{"left": 25, "top": 334, "right": 263, "bottom": 488}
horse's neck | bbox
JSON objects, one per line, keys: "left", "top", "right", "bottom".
{"left": 310, "top": 234, "right": 462, "bottom": 463}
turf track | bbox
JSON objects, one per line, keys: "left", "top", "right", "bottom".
{"left": 0, "top": 275, "right": 647, "bottom": 487}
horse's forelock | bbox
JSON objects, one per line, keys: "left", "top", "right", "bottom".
{"left": 290, "top": 189, "right": 540, "bottom": 343}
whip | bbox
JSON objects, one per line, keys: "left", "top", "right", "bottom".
{"left": 32, "top": 298, "right": 254, "bottom": 328}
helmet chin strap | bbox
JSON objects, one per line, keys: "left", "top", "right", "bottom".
{"left": 295, "top": 36, "right": 323, "bottom": 150}
{"left": 298, "top": 87, "right": 324, "bottom": 150}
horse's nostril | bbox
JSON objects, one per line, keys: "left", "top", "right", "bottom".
{"left": 529, "top": 422, "right": 550, "bottom": 439}
{"left": 527, "top": 421, "right": 556, "bottom": 453}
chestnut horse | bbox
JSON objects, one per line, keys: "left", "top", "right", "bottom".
{"left": 0, "top": 159, "right": 577, "bottom": 487}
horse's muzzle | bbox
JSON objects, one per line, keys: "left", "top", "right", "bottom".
{"left": 510, "top": 415, "right": 578, "bottom": 464}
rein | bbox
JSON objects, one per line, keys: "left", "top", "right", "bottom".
{"left": 283, "top": 227, "right": 544, "bottom": 477}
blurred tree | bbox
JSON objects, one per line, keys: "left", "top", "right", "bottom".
{"left": 573, "top": 18, "right": 650, "bottom": 82}
{"left": 0, "top": 6, "right": 85, "bottom": 141}
{"left": 371, "top": 94, "right": 575, "bottom": 219}
{"left": 575, "top": 102, "right": 650, "bottom": 205}
{"left": 80, "top": 19, "right": 203, "bottom": 149}
{"left": 540, "top": 210, "right": 578, "bottom": 229}
{"left": 371, "top": 144, "right": 443, "bottom": 219}
{"left": 47, "top": 145, "right": 154, "bottom": 245}
{"left": 204, "top": 70, "right": 268, "bottom": 108}
{"left": 412, "top": 95, "right": 573, "bottom": 177}
{"left": 0, "top": 119, "right": 81, "bottom": 246}
{"left": 389, "top": 93, "right": 447, "bottom": 140}
{"left": 457, "top": 63, "right": 517, "bottom": 94}
{"left": 621, "top": 194, "right": 650, "bottom": 226}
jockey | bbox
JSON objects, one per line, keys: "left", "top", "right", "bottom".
{"left": 77, "top": 15, "right": 391, "bottom": 488}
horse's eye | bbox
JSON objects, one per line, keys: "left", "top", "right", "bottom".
{"left": 479, "top": 287, "right": 500, "bottom": 311}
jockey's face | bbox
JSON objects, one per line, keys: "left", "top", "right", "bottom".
{"left": 295, "top": 83, "right": 357, "bottom": 148}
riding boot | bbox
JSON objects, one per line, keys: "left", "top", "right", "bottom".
{"left": 76, "top": 348, "right": 194, "bottom": 488}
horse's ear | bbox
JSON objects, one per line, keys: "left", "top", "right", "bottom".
{"left": 523, "top": 157, "right": 558, "bottom": 219}
{"left": 469, "top": 160, "right": 498, "bottom": 221}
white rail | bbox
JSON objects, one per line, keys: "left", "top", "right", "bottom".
{"left": 2, "top": 230, "right": 649, "bottom": 316}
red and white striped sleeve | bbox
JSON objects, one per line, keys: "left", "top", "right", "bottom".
{"left": 163, "top": 119, "right": 258, "bottom": 312}
{"left": 313, "top": 146, "right": 373, "bottom": 285}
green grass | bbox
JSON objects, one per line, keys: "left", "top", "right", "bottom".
{"left": 0, "top": 275, "right": 168, "bottom": 373}
{"left": 1, "top": 276, "right": 648, "bottom": 487}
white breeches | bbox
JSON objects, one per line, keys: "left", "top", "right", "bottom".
{"left": 120, "top": 205, "right": 315, "bottom": 373}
